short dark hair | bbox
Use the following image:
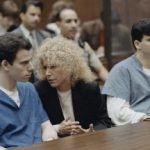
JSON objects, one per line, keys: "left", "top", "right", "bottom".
{"left": 0, "top": 0, "right": 19, "bottom": 18}
{"left": 20, "top": 0, "right": 43, "bottom": 14}
{"left": 131, "top": 18, "right": 150, "bottom": 48}
{"left": 49, "top": 1, "right": 74, "bottom": 22}
{"left": 0, "top": 33, "right": 32, "bottom": 65}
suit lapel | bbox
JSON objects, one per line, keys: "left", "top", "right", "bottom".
{"left": 17, "top": 27, "right": 25, "bottom": 37}
{"left": 71, "top": 82, "right": 89, "bottom": 128}
{"left": 71, "top": 84, "right": 85, "bottom": 122}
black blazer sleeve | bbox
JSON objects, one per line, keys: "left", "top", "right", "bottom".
{"left": 72, "top": 81, "right": 112, "bottom": 130}
{"left": 34, "top": 80, "right": 64, "bottom": 125}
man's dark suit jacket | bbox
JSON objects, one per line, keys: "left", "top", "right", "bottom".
{"left": 12, "top": 26, "right": 50, "bottom": 47}
{"left": 34, "top": 80, "right": 112, "bottom": 129}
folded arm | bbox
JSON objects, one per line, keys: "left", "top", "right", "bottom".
{"left": 0, "top": 146, "right": 7, "bottom": 150}
{"left": 107, "top": 96, "right": 146, "bottom": 125}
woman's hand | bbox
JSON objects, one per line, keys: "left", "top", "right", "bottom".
{"left": 71, "top": 123, "right": 95, "bottom": 135}
{"left": 58, "top": 117, "right": 81, "bottom": 136}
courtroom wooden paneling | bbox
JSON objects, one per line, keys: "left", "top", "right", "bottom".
{"left": 112, "top": 0, "right": 150, "bottom": 28}
{"left": 74, "top": 0, "right": 103, "bottom": 22}
{"left": 10, "top": 0, "right": 103, "bottom": 28}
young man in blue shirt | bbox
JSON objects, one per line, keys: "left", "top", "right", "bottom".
{"left": 0, "top": 33, "right": 57, "bottom": 149}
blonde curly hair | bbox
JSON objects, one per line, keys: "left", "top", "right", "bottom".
{"left": 36, "top": 36, "right": 94, "bottom": 86}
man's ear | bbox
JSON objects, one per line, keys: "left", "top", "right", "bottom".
{"left": 56, "top": 21, "right": 61, "bottom": 27}
{"left": 20, "top": 13, "right": 25, "bottom": 21}
{"left": 134, "top": 40, "right": 141, "bottom": 51}
{"left": 1, "top": 60, "right": 10, "bottom": 71}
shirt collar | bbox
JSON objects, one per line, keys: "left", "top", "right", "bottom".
{"left": 20, "top": 24, "right": 36, "bottom": 37}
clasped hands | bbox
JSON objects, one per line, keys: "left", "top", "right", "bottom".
{"left": 58, "top": 117, "right": 94, "bottom": 136}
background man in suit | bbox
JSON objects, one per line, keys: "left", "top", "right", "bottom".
{"left": 13, "top": 0, "right": 50, "bottom": 50}
{"left": 13, "top": 0, "right": 50, "bottom": 82}
{"left": 34, "top": 37, "right": 112, "bottom": 137}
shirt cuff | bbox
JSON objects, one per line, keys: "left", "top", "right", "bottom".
{"left": 53, "top": 124, "right": 60, "bottom": 132}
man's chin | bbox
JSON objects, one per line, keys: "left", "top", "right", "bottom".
{"left": 67, "top": 35, "right": 75, "bottom": 40}
{"left": 31, "top": 23, "right": 39, "bottom": 29}
{"left": 64, "top": 33, "right": 76, "bottom": 40}
{"left": 18, "top": 77, "right": 31, "bottom": 82}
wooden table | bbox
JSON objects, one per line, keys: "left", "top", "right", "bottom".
{"left": 12, "top": 122, "right": 150, "bottom": 150}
